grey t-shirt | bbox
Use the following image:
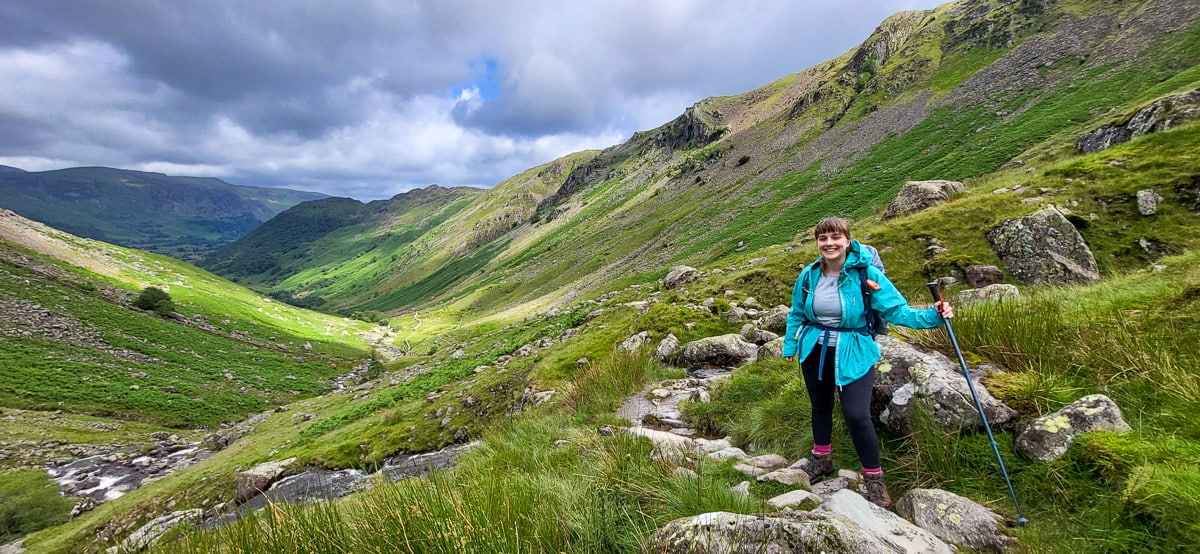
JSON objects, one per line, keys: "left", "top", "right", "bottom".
{"left": 813, "top": 273, "right": 842, "bottom": 346}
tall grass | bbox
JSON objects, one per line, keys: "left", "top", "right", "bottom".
{"left": 166, "top": 416, "right": 759, "bottom": 553}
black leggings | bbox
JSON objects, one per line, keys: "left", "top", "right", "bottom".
{"left": 800, "top": 345, "right": 880, "bottom": 469}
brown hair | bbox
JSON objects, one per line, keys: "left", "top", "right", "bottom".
{"left": 813, "top": 216, "right": 851, "bottom": 239}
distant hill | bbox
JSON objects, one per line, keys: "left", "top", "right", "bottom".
{"left": 204, "top": 0, "right": 1200, "bottom": 318}
{"left": 0, "top": 166, "right": 326, "bottom": 261}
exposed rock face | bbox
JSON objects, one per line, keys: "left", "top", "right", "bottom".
{"left": 680, "top": 334, "right": 758, "bottom": 368}
{"left": 894, "top": 489, "right": 1011, "bottom": 552}
{"left": 874, "top": 336, "right": 1016, "bottom": 434}
{"left": 955, "top": 284, "right": 1020, "bottom": 305}
{"left": 965, "top": 264, "right": 1005, "bottom": 288}
{"left": 767, "top": 489, "right": 822, "bottom": 510}
{"left": 816, "top": 490, "right": 954, "bottom": 554}
{"left": 986, "top": 206, "right": 1100, "bottom": 285}
{"left": 643, "top": 509, "right": 923, "bottom": 553}
{"left": 1076, "top": 89, "right": 1200, "bottom": 153}
{"left": 664, "top": 266, "right": 701, "bottom": 289}
{"left": 655, "top": 333, "right": 681, "bottom": 362}
{"left": 236, "top": 457, "right": 297, "bottom": 503}
{"left": 1016, "top": 394, "right": 1131, "bottom": 462}
{"left": 1137, "top": 189, "right": 1162, "bottom": 215}
{"left": 117, "top": 509, "right": 205, "bottom": 551}
{"left": 884, "top": 180, "right": 965, "bottom": 219}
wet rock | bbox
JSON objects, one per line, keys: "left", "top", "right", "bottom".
{"left": 665, "top": 266, "right": 701, "bottom": 289}
{"left": 1137, "top": 189, "right": 1162, "bottom": 215}
{"left": 955, "top": 284, "right": 1020, "bottom": 305}
{"left": 884, "top": 180, "right": 965, "bottom": 219}
{"left": 986, "top": 206, "right": 1100, "bottom": 285}
{"left": 895, "top": 488, "right": 1011, "bottom": 552}
{"left": 680, "top": 334, "right": 758, "bottom": 368}
{"left": 1016, "top": 394, "right": 1131, "bottom": 462}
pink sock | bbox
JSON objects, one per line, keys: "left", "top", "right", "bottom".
{"left": 812, "top": 444, "right": 831, "bottom": 455}
{"left": 862, "top": 467, "right": 883, "bottom": 475}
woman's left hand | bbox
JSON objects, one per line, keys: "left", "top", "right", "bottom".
{"left": 934, "top": 300, "right": 954, "bottom": 319}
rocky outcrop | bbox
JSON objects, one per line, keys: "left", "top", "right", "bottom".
{"left": 986, "top": 206, "right": 1100, "bottom": 285}
{"left": 679, "top": 334, "right": 758, "bottom": 368}
{"left": 883, "top": 180, "right": 965, "bottom": 219}
{"left": 874, "top": 336, "right": 1015, "bottom": 434}
{"left": 816, "top": 490, "right": 954, "bottom": 554}
{"left": 643, "top": 508, "right": 941, "bottom": 553}
{"left": 758, "top": 338, "right": 784, "bottom": 360}
{"left": 114, "top": 509, "right": 204, "bottom": 552}
{"left": 1016, "top": 394, "right": 1131, "bottom": 462}
{"left": 895, "top": 489, "right": 1011, "bottom": 552}
{"left": 955, "top": 284, "right": 1020, "bottom": 305}
{"left": 664, "top": 266, "right": 701, "bottom": 289}
{"left": 1076, "top": 89, "right": 1200, "bottom": 153}
{"left": 236, "top": 458, "right": 297, "bottom": 503}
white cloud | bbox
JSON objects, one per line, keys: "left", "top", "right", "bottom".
{"left": 0, "top": 0, "right": 945, "bottom": 200}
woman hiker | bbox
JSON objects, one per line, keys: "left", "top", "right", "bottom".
{"left": 783, "top": 216, "right": 954, "bottom": 509}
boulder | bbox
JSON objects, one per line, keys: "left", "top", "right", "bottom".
{"left": 955, "top": 284, "right": 1020, "bottom": 306}
{"left": 757, "top": 468, "right": 811, "bottom": 487}
{"left": 619, "top": 331, "right": 651, "bottom": 353}
{"left": 884, "top": 180, "right": 965, "bottom": 219}
{"left": 742, "top": 454, "right": 789, "bottom": 471}
{"left": 1076, "top": 89, "right": 1200, "bottom": 153}
{"left": 965, "top": 264, "right": 1005, "bottom": 288}
{"left": 1015, "top": 394, "right": 1131, "bottom": 462}
{"left": 665, "top": 266, "right": 701, "bottom": 289}
{"left": 655, "top": 333, "right": 681, "bottom": 362}
{"left": 986, "top": 206, "right": 1100, "bottom": 285}
{"left": 758, "top": 338, "right": 784, "bottom": 360}
{"left": 1137, "top": 189, "right": 1162, "bottom": 216}
{"left": 756, "top": 305, "right": 789, "bottom": 334}
{"left": 118, "top": 509, "right": 205, "bottom": 551}
{"left": 748, "top": 328, "right": 779, "bottom": 345}
{"left": 874, "top": 336, "right": 1016, "bottom": 434}
{"left": 767, "top": 489, "right": 823, "bottom": 510}
{"left": 236, "top": 457, "right": 297, "bottom": 503}
{"left": 680, "top": 334, "right": 758, "bottom": 368}
{"left": 894, "top": 488, "right": 1011, "bottom": 552}
{"left": 721, "top": 307, "right": 747, "bottom": 324}
{"left": 816, "top": 490, "right": 954, "bottom": 554}
{"left": 643, "top": 510, "right": 924, "bottom": 553}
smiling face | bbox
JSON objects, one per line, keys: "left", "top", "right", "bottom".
{"left": 816, "top": 230, "right": 851, "bottom": 265}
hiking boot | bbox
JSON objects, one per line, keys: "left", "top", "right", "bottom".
{"left": 797, "top": 452, "right": 836, "bottom": 483}
{"left": 863, "top": 472, "right": 892, "bottom": 509}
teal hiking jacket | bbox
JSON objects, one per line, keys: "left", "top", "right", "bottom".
{"left": 782, "top": 240, "right": 945, "bottom": 386}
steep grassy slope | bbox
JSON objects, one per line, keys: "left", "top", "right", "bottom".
{"left": 0, "top": 209, "right": 373, "bottom": 432}
{"left": 204, "top": 0, "right": 1200, "bottom": 323}
{"left": 0, "top": 166, "right": 326, "bottom": 261}
{"left": 130, "top": 118, "right": 1200, "bottom": 553}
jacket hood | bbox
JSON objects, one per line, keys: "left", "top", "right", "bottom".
{"left": 845, "top": 239, "right": 873, "bottom": 269}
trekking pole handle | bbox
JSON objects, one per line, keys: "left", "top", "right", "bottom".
{"left": 926, "top": 281, "right": 944, "bottom": 303}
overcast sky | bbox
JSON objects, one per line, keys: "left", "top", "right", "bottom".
{"left": 0, "top": 1, "right": 943, "bottom": 201}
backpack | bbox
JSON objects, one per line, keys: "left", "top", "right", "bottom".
{"left": 800, "top": 243, "right": 888, "bottom": 340}
{"left": 859, "top": 244, "right": 888, "bottom": 339}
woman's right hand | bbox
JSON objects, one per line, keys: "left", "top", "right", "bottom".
{"left": 784, "top": 356, "right": 795, "bottom": 362}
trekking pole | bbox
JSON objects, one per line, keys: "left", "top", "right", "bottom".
{"left": 927, "top": 282, "right": 1028, "bottom": 525}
